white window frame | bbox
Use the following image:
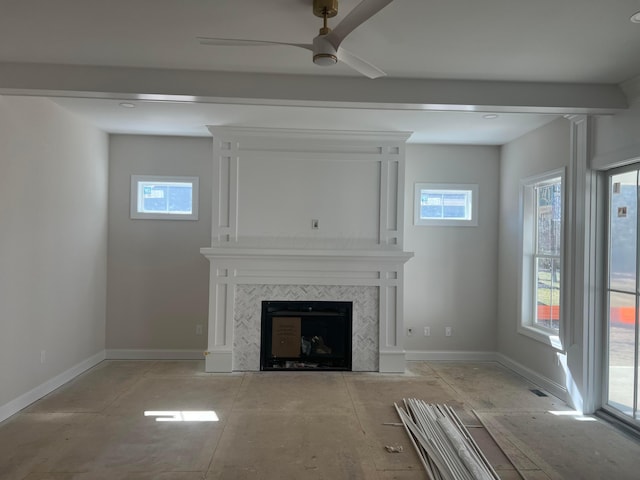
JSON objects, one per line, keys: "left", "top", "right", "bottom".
{"left": 414, "top": 183, "right": 479, "bottom": 227}
{"left": 130, "top": 175, "right": 199, "bottom": 220}
{"left": 518, "top": 168, "right": 565, "bottom": 347}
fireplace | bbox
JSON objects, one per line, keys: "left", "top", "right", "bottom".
{"left": 260, "top": 301, "right": 352, "bottom": 371}
{"left": 200, "top": 248, "right": 412, "bottom": 372}
{"left": 201, "top": 127, "right": 414, "bottom": 373}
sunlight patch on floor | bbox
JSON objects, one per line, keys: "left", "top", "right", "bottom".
{"left": 548, "top": 410, "right": 597, "bottom": 421}
{"left": 144, "top": 410, "right": 219, "bottom": 422}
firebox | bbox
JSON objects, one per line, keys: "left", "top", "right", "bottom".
{"left": 260, "top": 300, "right": 353, "bottom": 371}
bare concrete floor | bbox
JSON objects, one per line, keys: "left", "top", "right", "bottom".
{"left": 1, "top": 360, "right": 639, "bottom": 479}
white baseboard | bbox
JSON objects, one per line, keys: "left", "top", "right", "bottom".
{"left": 0, "top": 348, "right": 567, "bottom": 424}
{"left": 406, "top": 350, "right": 568, "bottom": 401}
{"left": 494, "top": 352, "right": 567, "bottom": 401}
{"left": 379, "top": 350, "right": 407, "bottom": 373}
{"left": 106, "top": 349, "right": 204, "bottom": 360}
{"left": 405, "top": 350, "right": 499, "bottom": 362}
{"left": 0, "top": 350, "right": 106, "bottom": 424}
{"left": 206, "top": 350, "right": 233, "bottom": 372}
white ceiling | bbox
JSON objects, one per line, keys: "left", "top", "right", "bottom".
{"left": 3, "top": 0, "right": 640, "bottom": 144}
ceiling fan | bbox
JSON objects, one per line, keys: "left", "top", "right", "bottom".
{"left": 197, "top": 0, "right": 394, "bottom": 79}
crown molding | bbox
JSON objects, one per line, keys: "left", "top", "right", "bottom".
{"left": 207, "top": 126, "right": 413, "bottom": 143}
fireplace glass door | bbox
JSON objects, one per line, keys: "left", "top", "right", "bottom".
{"left": 260, "top": 301, "right": 352, "bottom": 371}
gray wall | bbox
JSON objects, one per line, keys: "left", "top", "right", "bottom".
{"left": 403, "top": 144, "right": 500, "bottom": 352}
{"left": 497, "top": 117, "right": 570, "bottom": 385}
{"left": 2, "top": 95, "right": 635, "bottom": 417}
{"left": 592, "top": 98, "right": 640, "bottom": 170}
{"left": 0, "top": 96, "right": 108, "bottom": 409}
{"left": 106, "top": 137, "right": 503, "bottom": 357}
{"left": 107, "top": 135, "right": 212, "bottom": 351}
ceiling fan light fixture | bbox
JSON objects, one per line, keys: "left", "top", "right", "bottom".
{"left": 631, "top": 11, "right": 640, "bottom": 23}
{"left": 312, "top": 34, "right": 338, "bottom": 66}
{"left": 313, "top": 53, "right": 338, "bottom": 66}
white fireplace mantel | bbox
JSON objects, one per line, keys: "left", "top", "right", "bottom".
{"left": 200, "top": 246, "right": 413, "bottom": 263}
{"left": 201, "top": 247, "right": 413, "bottom": 373}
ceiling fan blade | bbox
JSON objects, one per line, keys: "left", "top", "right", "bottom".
{"left": 197, "top": 37, "right": 312, "bottom": 51}
{"left": 326, "top": 0, "right": 394, "bottom": 49}
{"left": 337, "top": 47, "right": 386, "bottom": 79}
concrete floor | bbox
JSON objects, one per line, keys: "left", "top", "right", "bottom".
{"left": 1, "top": 361, "right": 639, "bottom": 479}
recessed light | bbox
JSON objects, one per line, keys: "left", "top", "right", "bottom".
{"left": 119, "top": 102, "right": 136, "bottom": 108}
{"left": 631, "top": 11, "right": 640, "bottom": 23}
{"left": 482, "top": 114, "right": 499, "bottom": 120}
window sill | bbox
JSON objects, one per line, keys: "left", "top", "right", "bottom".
{"left": 518, "top": 324, "right": 563, "bottom": 350}
{"left": 414, "top": 219, "right": 478, "bottom": 227}
{"left": 130, "top": 212, "right": 199, "bottom": 221}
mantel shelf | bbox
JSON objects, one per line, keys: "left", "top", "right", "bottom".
{"left": 200, "top": 246, "right": 414, "bottom": 264}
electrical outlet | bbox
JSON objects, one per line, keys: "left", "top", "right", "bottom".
{"left": 195, "top": 324, "right": 203, "bottom": 335}
{"left": 445, "top": 327, "right": 452, "bottom": 337}
{"left": 407, "top": 328, "right": 413, "bottom": 336}
{"left": 424, "top": 326, "right": 431, "bottom": 336}
{"left": 40, "top": 350, "right": 46, "bottom": 364}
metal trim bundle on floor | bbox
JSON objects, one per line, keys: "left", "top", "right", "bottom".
{"left": 395, "top": 399, "right": 501, "bottom": 480}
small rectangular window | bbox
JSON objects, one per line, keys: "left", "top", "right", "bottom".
{"left": 130, "top": 175, "right": 199, "bottom": 220}
{"left": 414, "top": 183, "right": 478, "bottom": 226}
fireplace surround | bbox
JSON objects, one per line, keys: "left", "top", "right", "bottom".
{"left": 201, "top": 127, "right": 413, "bottom": 373}
{"left": 200, "top": 247, "right": 412, "bottom": 372}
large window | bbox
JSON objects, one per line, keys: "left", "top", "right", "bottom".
{"left": 130, "top": 175, "right": 199, "bottom": 220}
{"left": 519, "top": 169, "right": 564, "bottom": 344}
{"left": 414, "top": 183, "right": 478, "bottom": 226}
{"left": 604, "top": 165, "right": 639, "bottom": 425}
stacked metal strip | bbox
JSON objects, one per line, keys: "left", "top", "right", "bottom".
{"left": 394, "top": 399, "right": 501, "bottom": 480}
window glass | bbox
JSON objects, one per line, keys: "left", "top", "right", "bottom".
{"left": 536, "top": 181, "right": 562, "bottom": 256}
{"left": 609, "top": 171, "right": 637, "bottom": 292}
{"left": 140, "top": 181, "right": 193, "bottom": 215}
{"left": 535, "top": 256, "right": 561, "bottom": 331}
{"left": 519, "top": 170, "right": 564, "bottom": 344}
{"left": 414, "top": 183, "right": 478, "bottom": 226}
{"left": 421, "top": 191, "right": 471, "bottom": 220}
{"left": 130, "top": 175, "right": 199, "bottom": 220}
{"left": 533, "top": 178, "right": 562, "bottom": 332}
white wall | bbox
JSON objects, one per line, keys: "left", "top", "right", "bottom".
{"left": 237, "top": 156, "right": 381, "bottom": 244}
{"left": 0, "top": 96, "right": 108, "bottom": 412}
{"left": 592, "top": 98, "right": 640, "bottom": 170}
{"left": 403, "top": 144, "right": 500, "bottom": 353}
{"left": 107, "top": 135, "right": 212, "bottom": 352}
{"left": 497, "top": 117, "right": 570, "bottom": 387}
{"left": 207, "top": 128, "right": 407, "bottom": 250}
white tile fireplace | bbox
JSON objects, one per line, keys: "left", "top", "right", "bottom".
{"left": 201, "top": 247, "right": 412, "bottom": 372}
{"left": 201, "top": 127, "right": 413, "bottom": 373}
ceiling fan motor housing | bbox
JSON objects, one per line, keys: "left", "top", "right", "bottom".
{"left": 312, "top": 35, "right": 338, "bottom": 66}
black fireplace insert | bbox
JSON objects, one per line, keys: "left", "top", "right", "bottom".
{"left": 260, "top": 300, "right": 352, "bottom": 371}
